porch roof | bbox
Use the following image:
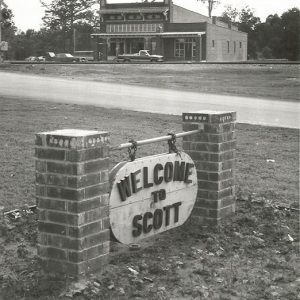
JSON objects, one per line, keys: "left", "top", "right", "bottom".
{"left": 160, "top": 32, "right": 205, "bottom": 38}
{"left": 91, "top": 32, "right": 205, "bottom": 39}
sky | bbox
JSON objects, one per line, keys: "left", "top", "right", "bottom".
{"left": 3, "top": 0, "right": 300, "bottom": 32}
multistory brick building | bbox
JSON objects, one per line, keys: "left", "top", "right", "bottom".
{"left": 92, "top": 0, "right": 247, "bottom": 62}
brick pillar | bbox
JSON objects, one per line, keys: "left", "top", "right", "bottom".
{"left": 182, "top": 111, "right": 236, "bottom": 225}
{"left": 35, "top": 129, "right": 110, "bottom": 277}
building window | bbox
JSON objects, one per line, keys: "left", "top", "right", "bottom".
{"left": 240, "top": 41, "right": 242, "bottom": 48}
{"left": 107, "top": 23, "right": 163, "bottom": 33}
{"left": 174, "top": 38, "right": 196, "bottom": 58}
{"left": 212, "top": 40, "right": 215, "bottom": 48}
{"left": 192, "top": 39, "right": 196, "bottom": 57}
{"left": 227, "top": 41, "right": 230, "bottom": 53}
{"left": 234, "top": 41, "right": 236, "bottom": 53}
{"left": 175, "top": 39, "right": 185, "bottom": 57}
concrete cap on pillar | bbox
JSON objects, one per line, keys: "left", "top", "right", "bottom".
{"left": 35, "top": 129, "right": 110, "bottom": 149}
{"left": 182, "top": 111, "right": 236, "bottom": 123}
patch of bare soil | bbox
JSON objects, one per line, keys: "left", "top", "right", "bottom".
{"left": 0, "top": 200, "right": 299, "bottom": 300}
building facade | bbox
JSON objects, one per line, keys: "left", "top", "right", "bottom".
{"left": 92, "top": 0, "right": 247, "bottom": 62}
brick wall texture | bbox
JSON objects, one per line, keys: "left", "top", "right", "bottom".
{"left": 182, "top": 111, "right": 237, "bottom": 225}
{"left": 35, "top": 129, "right": 110, "bottom": 277}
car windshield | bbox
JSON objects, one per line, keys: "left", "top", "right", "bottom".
{"left": 140, "top": 51, "right": 149, "bottom": 56}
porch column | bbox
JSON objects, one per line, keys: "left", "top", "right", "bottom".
{"left": 124, "top": 40, "right": 128, "bottom": 54}
{"left": 195, "top": 36, "right": 201, "bottom": 62}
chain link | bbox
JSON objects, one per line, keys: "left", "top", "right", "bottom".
{"left": 128, "top": 139, "right": 138, "bottom": 161}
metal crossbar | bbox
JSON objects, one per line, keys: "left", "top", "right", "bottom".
{"left": 110, "top": 129, "right": 201, "bottom": 151}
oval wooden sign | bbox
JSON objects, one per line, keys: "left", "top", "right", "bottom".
{"left": 109, "top": 152, "right": 198, "bottom": 244}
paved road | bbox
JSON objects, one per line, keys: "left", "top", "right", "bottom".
{"left": 0, "top": 71, "right": 299, "bottom": 128}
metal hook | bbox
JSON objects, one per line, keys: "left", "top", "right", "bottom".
{"left": 168, "top": 133, "right": 181, "bottom": 158}
{"left": 128, "top": 139, "right": 138, "bottom": 161}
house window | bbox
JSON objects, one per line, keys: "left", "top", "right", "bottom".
{"left": 212, "top": 40, "right": 215, "bottom": 48}
{"left": 240, "top": 41, "right": 242, "bottom": 48}
{"left": 234, "top": 41, "right": 236, "bottom": 53}
{"left": 227, "top": 41, "right": 230, "bottom": 53}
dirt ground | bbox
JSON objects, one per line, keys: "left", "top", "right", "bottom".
{"left": 1, "top": 63, "right": 299, "bottom": 101}
{"left": 0, "top": 63, "right": 299, "bottom": 299}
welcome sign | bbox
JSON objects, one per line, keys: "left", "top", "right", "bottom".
{"left": 109, "top": 152, "right": 198, "bottom": 244}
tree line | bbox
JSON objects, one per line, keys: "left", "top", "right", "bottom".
{"left": 1, "top": 0, "right": 299, "bottom": 60}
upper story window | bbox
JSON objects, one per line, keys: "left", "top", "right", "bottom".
{"left": 107, "top": 14, "right": 123, "bottom": 21}
{"left": 212, "top": 40, "right": 215, "bottom": 48}
{"left": 227, "top": 41, "right": 230, "bottom": 53}
{"left": 107, "top": 23, "right": 163, "bottom": 33}
{"left": 234, "top": 41, "right": 236, "bottom": 53}
{"left": 127, "top": 14, "right": 142, "bottom": 20}
{"left": 240, "top": 41, "right": 242, "bottom": 48}
{"left": 145, "top": 14, "right": 162, "bottom": 20}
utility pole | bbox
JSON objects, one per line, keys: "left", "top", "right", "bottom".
{"left": 73, "top": 27, "right": 76, "bottom": 54}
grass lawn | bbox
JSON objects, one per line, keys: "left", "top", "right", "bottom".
{"left": 0, "top": 97, "right": 298, "bottom": 210}
{"left": 0, "top": 64, "right": 299, "bottom": 299}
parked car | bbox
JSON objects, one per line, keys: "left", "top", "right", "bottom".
{"left": 25, "top": 56, "right": 38, "bottom": 62}
{"left": 45, "top": 52, "right": 55, "bottom": 61}
{"left": 54, "top": 53, "right": 80, "bottom": 63}
{"left": 37, "top": 56, "right": 46, "bottom": 62}
{"left": 115, "top": 50, "right": 164, "bottom": 62}
{"left": 77, "top": 57, "right": 88, "bottom": 62}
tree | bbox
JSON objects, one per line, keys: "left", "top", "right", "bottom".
{"left": 1, "top": 7, "right": 13, "bottom": 28}
{"left": 219, "top": 5, "right": 239, "bottom": 24}
{"left": 281, "top": 8, "right": 300, "bottom": 60}
{"left": 220, "top": 5, "right": 260, "bottom": 59}
{"left": 1, "top": 7, "right": 17, "bottom": 59}
{"left": 1, "top": 7, "right": 16, "bottom": 40}
{"left": 197, "top": 0, "right": 219, "bottom": 18}
{"left": 255, "top": 14, "right": 284, "bottom": 59}
{"left": 40, "top": 0, "right": 97, "bottom": 52}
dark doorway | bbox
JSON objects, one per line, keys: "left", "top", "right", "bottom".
{"left": 185, "top": 43, "right": 192, "bottom": 60}
{"left": 201, "top": 35, "right": 206, "bottom": 60}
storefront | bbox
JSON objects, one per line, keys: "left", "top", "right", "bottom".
{"left": 92, "top": 0, "right": 247, "bottom": 62}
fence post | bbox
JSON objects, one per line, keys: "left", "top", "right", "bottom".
{"left": 35, "top": 129, "right": 110, "bottom": 277}
{"left": 182, "top": 111, "right": 237, "bottom": 225}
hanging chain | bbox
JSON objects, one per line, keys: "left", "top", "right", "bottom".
{"left": 128, "top": 139, "right": 138, "bottom": 161}
{"left": 168, "top": 133, "right": 181, "bottom": 158}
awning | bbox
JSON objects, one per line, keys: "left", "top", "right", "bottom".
{"left": 160, "top": 32, "right": 205, "bottom": 38}
{"left": 91, "top": 32, "right": 205, "bottom": 39}
{"left": 91, "top": 33, "right": 157, "bottom": 39}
